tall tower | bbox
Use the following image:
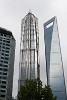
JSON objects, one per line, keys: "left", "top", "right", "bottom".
{"left": 19, "top": 12, "right": 39, "bottom": 89}
{"left": 0, "top": 28, "right": 15, "bottom": 100}
{"left": 44, "top": 17, "right": 67, "bottom": 100}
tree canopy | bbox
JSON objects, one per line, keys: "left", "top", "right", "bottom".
{"left": 17, "top": 79, "right": 57, "bottom": 100}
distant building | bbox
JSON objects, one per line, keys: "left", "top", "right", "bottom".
{"left": 0, "top": 28, "right": 15, "bottom": 100}
{"left": 44, "top": 17, "right": 67, "bottom": 100}
{"left": 18, "top": 12, "right": 39, "bottom": 90}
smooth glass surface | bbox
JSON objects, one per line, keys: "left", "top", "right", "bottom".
{"left": 44, "top": 17, "right": 66, "bottom": 100}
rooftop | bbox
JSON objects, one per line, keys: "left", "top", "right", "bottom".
{"left": 0, "top": 27, "right": 15, "bottom": 40}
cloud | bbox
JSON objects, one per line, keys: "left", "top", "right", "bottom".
{"left": 51, "top": 0, "right": 67, "bottom": 13}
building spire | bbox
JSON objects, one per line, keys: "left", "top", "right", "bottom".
{"left": 29, "top": 9, "right": 32, "bottom": 13}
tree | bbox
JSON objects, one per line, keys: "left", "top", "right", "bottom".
{"left": 17, "top": 79, "right": 57, "bottom": 100}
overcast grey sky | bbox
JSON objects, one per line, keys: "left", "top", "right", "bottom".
{"left": 0, "top": 0, "right": 67, "bottom": 98}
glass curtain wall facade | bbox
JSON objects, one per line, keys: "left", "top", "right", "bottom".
{"left": 44, "top": 17, "right": 67, "bottom": 100}
{"left": 18, "top": 12, "right": 39, "bottom": 89}
{"left": 0, "top": 28, "right": 15, "bottom": 100}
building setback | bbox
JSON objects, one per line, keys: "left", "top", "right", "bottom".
{"left": 18, "top": 12, "right": 39, "bottom": 90}
{"left": 44, "top": 17, "right": 67, "bottom": 100}
{"left": 0, "top": 28, "right": 15, "bottom": 100}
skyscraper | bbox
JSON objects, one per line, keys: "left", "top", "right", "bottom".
{"left": 0, "top": 28, "right": 15, "bottom": 100}
{"left": 44, "top": 17, "right": 67, "bottom": 100}
{"left": 18, "top": 12, "right": 39, "bottom": 89}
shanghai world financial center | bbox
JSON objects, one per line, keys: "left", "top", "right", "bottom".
{"left": 18, "top": 12, "right": 67, "bottom": 100}
{"left": 44, "top": 17, "right": 67, "bottom": 100}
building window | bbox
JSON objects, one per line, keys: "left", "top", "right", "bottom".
{"left": 3, "top": 40, "right": 6, "bottom": 42}
{"left": 3, "top": 73, "right": 7, "bottom": 75}
{"left": 1, "top": 57, "right": 4, "bottom": 59}
{"left": 4, "top": 65, "right": 8, "bottom": 67}
{"left": 3, "top": 69, "right": 8, "bottom": 71}
{"left": 6, "top": 41, "right": 10, "bottom": 43}
{"left": 3, "top": 43, "right": 5, "bottom": 45}
{"left": 2, "top": 81, "right": 7, "bottom": 84}
{"left": 0, "top": 68, "right": 2, "bottom": 70}
{"left": 0, "top": 42, "right": 2, "bottom": 45}
{"left": 4, "top": 34, "right": 6, "bottom": 37}
{"left": 0, "top": 39, "right": 2, "bottom": 41}
{"left": 1, "top": 90, "right": 6, "bottom": 93}
{"left": 6, "top": 44, "right": 10, "bottom": 46}
{"left": 4, "top": 61, "right": 8, "bottom": 64}
{"left": 2, "top": 49, "right": 5, "bottom": 52}
{"left": 7, "top": 35, "right": 11, "bottom": 38}
{"left": 5, "top": 54, "right": 9, "bottom": 56}
{"left": 6, "top": 47, "right": 10, "bottom": 50}
{"left": 4, "top": 57, "right": 9, "bottom": 60}
{"left": 0, "top": 60, "right": 3, "bottom": 63}
{"left": 6, "top": 38, "right": 10, "bottom": 41}
{"left": 3, "top": 77, "right": 7, "bottom": 79}
{"left": 6, "top": 50, "right": 9, "bottom": 53}
{"left": 1, "top": 95, "right": 5, "bottom": 97}
{"left": 1, "top": 34, "right": 3, "bottom": 36}
{"left": 1, "top": 85, "right": 6, "bottom": 88}
{"left": 0, "top": 63, "right": 3, "bottom": 66}
{"left": 2, "top": 46, "right": 5, "bottom": 49}
{"left": 1, "top": 53, "right": 4, "bottom": 55}
{"left": 0, "top": 72, "right": 2, "bottom": 74}
{"left": 0, "top": 76, "right": 1, "bottom": 79}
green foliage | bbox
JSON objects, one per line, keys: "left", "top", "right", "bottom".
{"left": 17, "top": 79, "right": 57, "bottom": 100}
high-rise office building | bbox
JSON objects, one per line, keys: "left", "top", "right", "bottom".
{"left": 44, "top": 17, "right": 67, "bottom": 100}
{"left": 0, "top": 28, "right": 15, "bottom": 100}
{"left": 18, "top": 12, "right": 39, "bottom": 89}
